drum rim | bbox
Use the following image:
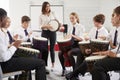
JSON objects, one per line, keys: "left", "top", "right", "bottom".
{"left": 57, "top": 38, "right": 71, "bottom": 42}
{"left": 33, "top": 37, "right": 48, "bottom": 41}
{"left": 90, "top": 39, "right": 109, "bottom": 43}
{"left": 78, "top": 41, "right": 90, "bottom": 44}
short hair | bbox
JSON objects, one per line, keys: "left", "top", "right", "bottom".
{"left": 21, "top": 16, "right": 30, "bottom": 23}
{"left": 0, "top": 8, "right": 7, "bottom": 21}
{"left": 41, "top": 2, "right": 51, "bottom": 14}
{"left": 114, "top": 6, "right": 120, "bottom": 15}
{"left": 93, "top": 14, "right": 105, "bottom": 24}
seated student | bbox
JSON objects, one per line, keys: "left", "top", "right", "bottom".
{"left": 65, "top": 14, "right": 109, "bottom": 80}
{"left": 3, "top": 17, "right": 18, "bottom": 44}
{"left": 15, "top": 16, "right": 32, "bottom": 42}
{"left": 58, "top": 12, "right": 85, "bottom": 76}
{"left": 0, "top": 8, "right": 46, "bottom": 80}
{"left": 85, "top": 14, "right": 108, "bottom": 40}
{"left": 91, "top": 6, "right": 120, "bottom": 80}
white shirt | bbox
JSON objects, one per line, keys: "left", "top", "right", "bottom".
{"left": 67, "top": 23, "right": 85, "bottom": 39}
{"left": 39, "top": 12, "right": 56, "bottom": 30}
{"left": 88, "top": 26, "right": 108, "bottom": 39}
{"left": 0, "top": 29, "right": 17, "bottom": 62}
{"left": 107, "top": 27, "right": 120, "bottom": 45}
{"left": 15, "top": 27, "right": 32, "bottom": 42}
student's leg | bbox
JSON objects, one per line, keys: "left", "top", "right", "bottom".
{"left": 58, "top": 51, "right": 66, "bottom": 76}
{"left": 91, "top": 57, "right": 120, "bottom": 80}
{"left": 49, "top": 32, "right": 56, "bottom": 66}
{"left": 1, "top": 57, "right": 46, "bottom": 80}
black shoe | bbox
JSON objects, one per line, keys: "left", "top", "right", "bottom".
{"left": 46, "top": 69, "right": 49, "bottom": 74}
{"left": 65, "top": 72, "right": 79, "bottom": 80}
{"left": 61, "top": 70, "right": 65, "bottom": 76}
{"left": 65, "top": 72, "right": 73, "bottom": 80}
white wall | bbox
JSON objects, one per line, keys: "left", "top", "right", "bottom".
{"left": 0, "top": 0, "right": 9, "bottom": 15}
{"left": 9, "top": 0, "right": 120, "bottom": 32}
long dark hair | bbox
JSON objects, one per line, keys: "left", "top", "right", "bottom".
{"left": 41, "top": 2, "right": 51, "bottom": 14}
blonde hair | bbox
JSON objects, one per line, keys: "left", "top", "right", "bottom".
{"left": 70, "top": 12, "right": 80, "bottom": 23}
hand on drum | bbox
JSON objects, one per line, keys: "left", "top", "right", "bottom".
{"left": 13, "top": 40, "right": 22, "bottom": 48}
{"left": 47, "top": 24, "right": 53, "bottom": 30}
{"left": 98, "top": 36, "right": 106, "bottom": 40}
{"left": 72, "top": 34, "right": 83, "bottom": 41}
{"left": 85, "top": 49, "right": 92, "bottom": 54}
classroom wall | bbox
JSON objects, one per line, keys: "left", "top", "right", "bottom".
{"left": 9, "top": 0, "right": 120, "bottom": 32}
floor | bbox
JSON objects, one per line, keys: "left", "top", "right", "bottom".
{"left": 3, "top": 51, "right": 120, "bottom": 80}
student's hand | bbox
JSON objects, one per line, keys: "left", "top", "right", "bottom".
{"left": 28, "top": 31, "right": 32, "bottom": 37}
{"left": 71, "top": 34, "right": 83, "bottom": 41}
{"left": 98, "top": 36, "right": 106, "bottom": 40}
{"left": 64, "top": 34, "right": 71, "bottom": 39}
{"left": 84, "top": 37, "right": 90, "bottom": 41}
{"left": 12, "top": 40, "right": 22, "bottom": 48}
{"left": 13, "top": 34, "right": 18, "bottom": 40}
{"left": 93, "top": 51, "right": 116, "bottom": 57}
{"left": 59, "top": 26, "right": 65, "bottom": 32}
{"left": 85, "top": 49, "right": 91, "bottom": 54}
{"left": 47, "top": 24, "right": 53, "bottom": 30}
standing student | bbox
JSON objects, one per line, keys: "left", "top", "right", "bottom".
{"left": 65, "top": 14, "right": 108, "bottom": 80}
{"left": 58, "top": 12, "right": 85, "bottom": 76}
{"left": 0, "top": 8, "right": 46, "bottom": 80}
{"left": 91, "top": 6, "right": 120, "bottom": 80}
{"left": 15, "top": 16, "right": 32, "bottom": 42}
{"left": 39, "top": 1, "right": 57, "bottom": 72}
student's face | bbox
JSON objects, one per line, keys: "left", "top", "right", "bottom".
{"left": 93, "top": 21, "right": 102, "bottom": 28}
{"left": 22, "top": 21, "right": 30, "bottom": 29}
{"left": 5, "top": 18, "right": 11, "bottom": 28}
{"left": 70, "top": 15, "right": 77, "bottom": 24}
{"left": 111, "top": 13, "right": 120, "bottom": 27}
{"left": 45, "top": 4, "right": 50, "bottom": 13}
{"left": 0, "top": 16, "right": 7, "bottom": 28}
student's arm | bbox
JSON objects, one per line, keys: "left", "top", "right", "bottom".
{"left": 0, "top": 38, "right": 21, "bottom": 62}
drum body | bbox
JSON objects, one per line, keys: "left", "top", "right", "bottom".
{"left": 79, "top": 41, "right": 91, "bottom": 56}
{"left": 90, "top": 39, "right": 109, "bottom": 53}
{"left": 33, "top": 37, "right": 48, "bottom": 50}
{"left": 57, "top": 38, "right": 72, "bottom": 67}
{"left": 32, "top": 37, "right": 48, "bottom": 58}
{"left": 15, "top": 47, "right": 40, "bottom": 58}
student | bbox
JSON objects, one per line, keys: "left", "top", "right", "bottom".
{"left": 65, "top": 14, "right": 108, "bottom": 80}
{"left": 0, "top": 8, "right": 46, "bottom": 80}
{"left": 15, "top": 16, "right": 32, "bottom": 42}
{"left": 58, "top": 12, "right": 85, "bottom": 76}
{"left": 91, "top": 6, "right": 120, "bottom": 80}
{"left": 3, "top": 17, "right": 18, "bottom": 44}
{"left": 39, "top": 1, "right": 57, "bottom": 72}
{"left": 86, "top": 14, "right": 108, "bottom": 40}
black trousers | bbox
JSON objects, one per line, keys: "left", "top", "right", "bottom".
{"left": 1, "top": 57, "right": 46, "bottom": 80}
{"left": 41, "top": 30, "right": 56, "bottom": 63}
{"left": 91, "top": 57, "right": 120, "bottom": 80}
{"left": 58, "top": 48, "right": 85, "bottom": 71}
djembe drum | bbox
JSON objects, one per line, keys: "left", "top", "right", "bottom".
{"left": 79, "top": 40, "right": 91, "bottom": 56}
{"left": 32, "top": 37, "right": 48, "bottom": 59}
{"left": 85, "top": 55, "right": 107, "bottom": 72}
{"left": 57, "top": 38, "right": 72, "bottom": 67}
{"left": 90, "top": 39, "right": 109, "bottom": 53}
